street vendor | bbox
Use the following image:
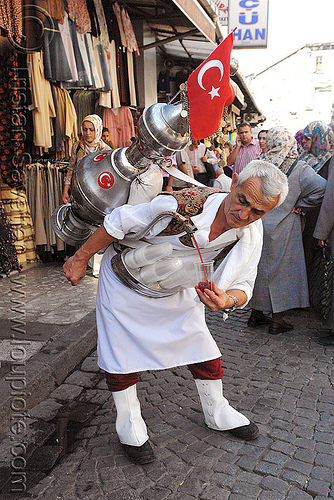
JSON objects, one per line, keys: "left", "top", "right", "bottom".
{"left": 63, "top": 160, "right": 288, "bottom": 465}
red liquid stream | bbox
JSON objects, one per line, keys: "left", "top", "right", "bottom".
{"left": 191, "top": 234, "right": 210, "bottom": 288}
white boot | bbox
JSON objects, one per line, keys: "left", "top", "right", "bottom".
{"left": 195, "top": 379, "right": 250, "bottom": 431}
{"left": 112, "top": 385, "right": 148, "bottom": 446}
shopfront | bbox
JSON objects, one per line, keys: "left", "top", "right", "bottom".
{"left": 0, "top": 0, "right": 262, "bottom": 273}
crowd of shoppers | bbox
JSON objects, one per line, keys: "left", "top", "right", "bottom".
{"left": 165, "top": 120, "right": 334, "bottom": 345}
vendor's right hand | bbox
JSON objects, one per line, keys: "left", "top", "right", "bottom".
{"left": 62, "top": 185, "right": 70, "bottom": 204}
{"left": 63, "top": 254, "right": 88, "bottom": 286}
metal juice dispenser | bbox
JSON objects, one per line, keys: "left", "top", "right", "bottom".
{"left": 51, "top": 102, "right": 189, "bottom": 246}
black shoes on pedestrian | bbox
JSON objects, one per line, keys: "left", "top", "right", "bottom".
{"left": 248, "top": 310, "right": 294, "bottom": 335}
{"left": 122, "top": 440, "right": 155, "bottom": 465}
{"left": 229, "top": 421, "right": 259, "bottom": 441}
{"left": 247, "top": 310, "right": 271, "bottom": 328}
{"left": 268, "top": 320, "right": 294, "bottom": 335}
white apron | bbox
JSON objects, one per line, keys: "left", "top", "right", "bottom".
{"left": 97, "top": 193, "right": 262, "bottom": 374}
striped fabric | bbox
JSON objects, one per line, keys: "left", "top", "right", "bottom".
{"left": 232, "top": 139, "right": 261, "bottom": 174}
{"left": 0, "top": 179, "right": 38, "bottom": 266}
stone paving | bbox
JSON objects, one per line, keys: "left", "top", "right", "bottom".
{"left": 0, "top": 263, "right": 98, "bottom": 432}
{"left": 1, "top": 276, "right": 333, "bottom": 500}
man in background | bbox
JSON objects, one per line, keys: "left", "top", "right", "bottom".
{"left": 227, "top": 122, "right": 261, "bottom": 174}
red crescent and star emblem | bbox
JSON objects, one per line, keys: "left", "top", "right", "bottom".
{"left": 197, "top": 59, "right": 224, "bottom": 100}
{"left": 93, "top": 152, "right": 108, "bottom": 162}
{"left": 186, "top": 32, "right": 234, "bottom": 141}
{"left": 98, "top": 172, "right": 114, "bottom": 189}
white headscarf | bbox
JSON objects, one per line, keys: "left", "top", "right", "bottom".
{"left": 80, "top": 114, "right": 105, "bottom": 153}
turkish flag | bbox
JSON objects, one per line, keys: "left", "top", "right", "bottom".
{"left": 187, "top": 33, "right": 234, "bottom": 141}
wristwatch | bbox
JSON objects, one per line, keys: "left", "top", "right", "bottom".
{"left": 224, "top": 294, "right": 238, "bottom": 313}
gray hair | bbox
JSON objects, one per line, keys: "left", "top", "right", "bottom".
{"left": 236, "top": 159, "right": 288, "bottom": 207}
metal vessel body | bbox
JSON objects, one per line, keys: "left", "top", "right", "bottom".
{"left": 51, "top": 102, "right": 190, "bottom": 246}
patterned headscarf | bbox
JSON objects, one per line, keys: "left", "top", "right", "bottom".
{"left": 260, "top": 127, "right": 299, "bottom": 175}
{"left": 299, "top": 121, "right": 334, "bottom": 173}
{"left": 80, "top": 114, "right": 105, "bottom": 153}
{"left": 294, "top": 130, "right": 304, "bottom": 155}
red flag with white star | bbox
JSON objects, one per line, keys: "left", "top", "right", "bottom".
{"left": 187, "top": 33, "right": 234, "bottom": 141}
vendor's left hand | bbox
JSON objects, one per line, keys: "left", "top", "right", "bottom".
{"left": 195, "top": 280, "right": 232, "bottom": 312}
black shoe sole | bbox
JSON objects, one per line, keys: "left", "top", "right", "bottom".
{"left": 228, "top": 422, "right": 259, "bottom": 441}
{"left": 122, "top": 441, "right": 155, "bottom": 464}
{"left": 268, "top": 322, "right": 294, "bottom": 335}
{"left": 247, "top": 317, "right": 271, "bottom": 328}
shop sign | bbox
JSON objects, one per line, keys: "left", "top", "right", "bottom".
{"left": 228, "top": 0, "right": 269, "bottom": 48}
{"left": 216, "top": 0, "right": 228, "bottom": 26}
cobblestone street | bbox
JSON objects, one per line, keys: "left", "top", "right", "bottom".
{"left": 1, "top": 262, "right": 333, "bottom": 499}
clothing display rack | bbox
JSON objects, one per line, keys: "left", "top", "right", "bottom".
{"left": 24, "top": 162, "right": 68, "bottom": 252}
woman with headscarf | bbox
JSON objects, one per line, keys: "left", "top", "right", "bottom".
{"left": 62, "top": 114, "right": 111, "bottom": 204}
{"left": 299, "top": 121, "right": 334, "bottom": 278}
{"left": 247, "top": 127, "right": 326, "bottom": 335}
{"left": 299, "top": 121, "right": 334, "bottom": 175}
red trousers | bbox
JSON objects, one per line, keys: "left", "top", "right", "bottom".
{"left": 105, "top": 358, "right": 223, "bottom": 392}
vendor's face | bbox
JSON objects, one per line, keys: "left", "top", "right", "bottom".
{"left": 301, "top": 135, "right": 312, "bottom": 152}
{"left": 82, "top": 121, "right": 96, "bottom": 143}
{"left": 222, "top": 174, "right": 279, "bottom": 230}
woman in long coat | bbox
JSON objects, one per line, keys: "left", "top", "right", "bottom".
{"left": 248, "top": 127, "right": 327, "bottom": 335}
{"left": 299, "top": 121, "right": 334, "bottom": 278}
{"left": 313, "top": 155, "right": 334, "bottom": 345}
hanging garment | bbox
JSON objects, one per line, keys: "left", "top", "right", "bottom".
{"left": 120, "top": 6, "right": 140, "bottom": 56}
{"left": 76, "top": 31, "right": 93, "bottom": 86}
{"left": 0, "top": 49, "right": 25, "bottom": 189}
{"left": 0, "top": 0, "right": 23, "bottom": 43}
{"left": 102, "top": 0, "right": 128, "bottom": 105}
{"left": 27, "top": 51, "right": 56, "bottom": 149}
{"left": 45, "top": 0, "right": 65, "bottom": 23}
{"left": 53, "top": 86, "right": 78, "bottom": 157}
{"left": 98, "top": 40, "right": 121, "bottom": 108}
{"left": 59, "top": 12, "right": 79, "bottom": 82}
{"left": 93, "top": 0, "right": 111, "bottom": 51}
{"left": 127, "top": 52, "right": 137, "bottom": 106}
{"left": 24, "top": 163, "right": 65, "bottom": 251}
{"left": 73, "top": 90, "right": 100, "bottom": 130}
{"left": 85, "top": 0, "right": 100, "bottom": 38}
{"left": 103, "top": 106, "right": 135, "bottom": 148}
{"left": 92, "top": 36, "right": 106, "bottom": 89}
{"left": 68, "top": 18, "right": 91, "bottom": 86}
{"left": 84, "top": 33, "right": 103, "bottom": 89}
{"left": 50, "top": 84, "right": 65, "bottom": 155}
{"left": 43, "top": 17, "right": 72, "bottom": 82}
{"left": 97, "top": 43, "right": 112, "bottom": 91}
{"left": 67, "top": 0, "right": 91, "bottom": 34}
{"left": 112, "top": 2, "right": 130, "bottom": 105}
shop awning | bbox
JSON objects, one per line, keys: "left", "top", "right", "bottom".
{"left": 123, "top": 0, "right": 219, "bottom": 62}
